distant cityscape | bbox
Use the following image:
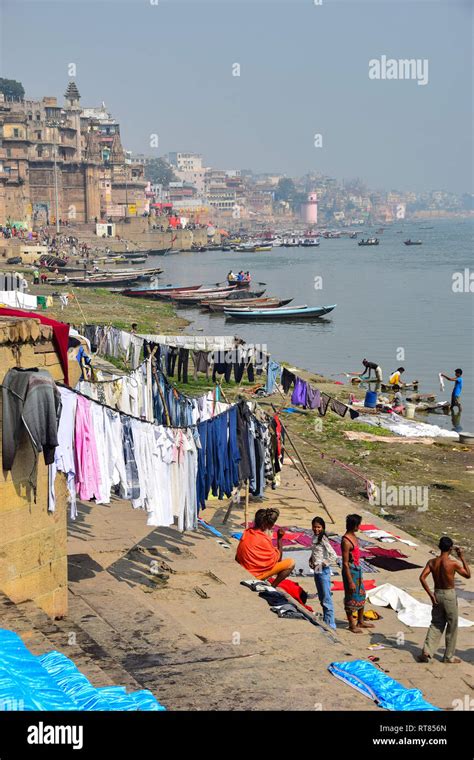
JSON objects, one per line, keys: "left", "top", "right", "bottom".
{"left": 1, "top": 78, "right": 472, "bottom": 230}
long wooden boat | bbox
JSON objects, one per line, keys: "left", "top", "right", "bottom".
{"left": 121, "top": 283, "right": 203, "bottom": 298}
{"left": 205, "top": 297, "right": 293, "bottom": 312}
{"left": 65, "top": 274, "right": 143, "bottom": 287}
{"left": 404, "top": 240, "right": 422, "bottom": 246}
{"left": 147, "top": 247, "right": 173, "bottom": 256}
{"left": 224, "top": 304, "right": 337, "bottom": 320}
{"left": 172, "top": 287, "right": 241, "bottom": 305}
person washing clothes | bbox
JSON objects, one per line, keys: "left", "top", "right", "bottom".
{"left": 389, "top": 367, "right": 405, "bottom": 386}
{"left": 359, "top": 359, "right": 382, "bottom": 382}
{"left": 309, "top": 516, "right": 337, "bottom": 629}
{"left": 441, "top": 368, "right": 463, "bottom": 411}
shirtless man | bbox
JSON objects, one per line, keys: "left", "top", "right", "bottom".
{"left": 418, "top": 536, "right": 471, "bottom": 664}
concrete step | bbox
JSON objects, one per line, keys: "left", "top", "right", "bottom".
{"left": 0, "top": 591, "right": 146, "bottom": 694}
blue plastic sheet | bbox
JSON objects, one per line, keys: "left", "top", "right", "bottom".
{"left": 328, "top": 659, "right": 440, "bottom": 711}
{"left": 0, "top": 630, "right": 165, "bottom": 712}
{"left": 198, "top": 518, "right": 224, "bottom": 537}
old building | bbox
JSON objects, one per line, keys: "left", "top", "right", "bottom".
{"left": 0, "top": 81, "right": 147, "bottom": 227}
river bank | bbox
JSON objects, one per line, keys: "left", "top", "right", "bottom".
{"left": 5, "top": 279, "right": 472, "bottom": 559}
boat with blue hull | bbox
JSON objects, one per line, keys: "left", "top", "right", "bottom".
{"left": 224, "top": 304, "right": 337, "bottom": 320}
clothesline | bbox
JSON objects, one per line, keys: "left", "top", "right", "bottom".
{"left": 56, "top": 381, "right": 233, "bottom": 430}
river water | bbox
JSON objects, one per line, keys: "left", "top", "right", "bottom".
{"left": 151, "top": 219, "right": 473, "bottom": 432}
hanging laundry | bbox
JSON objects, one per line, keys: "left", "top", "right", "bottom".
{"left": 265, "top": 360, "right": 281, "bottom": 395}
{"left": 291, "top": 377, "right": 308, "bottom": 407}
{"left": 319, "top": 392, "right": 331, "bottom": 416}
{"left": 0, "top": 308, "right": 70, "bottom": 384}
{"left": 281, "top": 368, "right": 296, "bottom": 394}
{"left": 329, "top": 397, "right": 349, "bottom": 417}
{"left": 74, "top": 395, "right": 102, "bottom": 502}
{"left": 2, "top": 367, "right": 61, "bottom": 471}
{"left": 49, "top": 387, "right": 77, "bottom": 517}
{"left": 306, "top": 385, "right": 321, "bottom": 410}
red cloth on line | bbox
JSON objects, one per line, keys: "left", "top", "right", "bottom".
{"left": 0, "top": 307, "right": 70, "bottom": 385}
{"left": 360, "top": 524, "right": 379, "bottom": 531}
{"left": 331, "top": 580, "right": 377, "bottom": 591}
{"left": 275, "top": 579, "right": 313, "bottom": 611}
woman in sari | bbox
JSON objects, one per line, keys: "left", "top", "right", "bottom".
{"left": 235, "top": 508, "right": 295, "bottom": 587}
{"left": 341, "top": 514, "right": 375, "bottom": 633}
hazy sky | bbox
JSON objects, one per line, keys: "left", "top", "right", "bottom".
{"left": 1, "top": 0, "right": 472, "bottom": 193}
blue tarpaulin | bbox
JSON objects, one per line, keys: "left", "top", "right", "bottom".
{"left": 0, "top": 630, "right": 165, "bottom": 711}
{"left": 328, "top": 659, "right": 440, "bottom": 711}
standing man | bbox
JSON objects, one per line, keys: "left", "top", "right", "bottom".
{"left": 33, "top": 267, "right": 40, "bottom": 285}
{"left": 441, "top": 369, "right": 463, "bottom": 411}
{"left": 360, "top": 358, "right": 383, "bottom": 382}
{"left": 418, "top": 536, "right": 470, "bottom": 664}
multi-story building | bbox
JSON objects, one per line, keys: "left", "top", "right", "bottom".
{"left": 0, "top": 81, "right": 147, "bottom": 227}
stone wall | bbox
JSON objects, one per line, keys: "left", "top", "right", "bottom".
{"left": 0, "top": 317, "right": 71, "bottom": 618}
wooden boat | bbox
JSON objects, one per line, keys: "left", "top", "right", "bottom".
{"left": 205, "top": 297, "right": 293, "bottom": 312}
{"left": 172, "top": 287, "right": 241, "bottom": 305}
{"left": 147, "top": 247, "right": 173, "bottom": 255}
{"left": 404, "top": 240, "right": 422, "bottom": 246}
{"left": 358, "top": 238, "right": 379, "bottom": 246}
{"left": 224, "top": 304, "right": 337, "bottom": 320}
{"left": 39, "top": 254, "right": 68, "bottom": 267}
{"left": 300, "top": 239, "right": 320, "bottom": 247}
{"left": 121, "top": 283, "right": 204, "bottom": 299}
{"left": 65, "top": 273, "right": 143, "bottom": 287}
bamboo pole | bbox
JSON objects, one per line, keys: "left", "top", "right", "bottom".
{"left": 270, "top": 403, "right": 335, "bottom": 524}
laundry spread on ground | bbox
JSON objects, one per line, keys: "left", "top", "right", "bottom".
{"left": 366, "top": 583, "right": 474, "bottom": 628}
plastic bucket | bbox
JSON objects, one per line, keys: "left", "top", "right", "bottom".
{"left": 405, "top": 403, "right": 416, "bottom": 419}
{"left": 364, "top": 390, "right": 378, "bottom": 408}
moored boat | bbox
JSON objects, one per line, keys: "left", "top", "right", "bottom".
{"left": 358, "top": 238, "right": 379, "bottom": 246}
{"left": 224, "top": 304, "right": 337, "bottom": 320}
{"left": 205, "top": 297, "right": 292, "bottom": 312}
{"left": 404, "top": 239, "right": 423, "bottom": 246}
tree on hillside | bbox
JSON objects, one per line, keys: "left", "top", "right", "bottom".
{"left": 145, "top": 158, "right": 177, "bottom": 187}
{"left": 274, "top": 177, "right": 296, "bottom": 202}
{"left": 0, "top": 78, "right": 25, "bottom": 101}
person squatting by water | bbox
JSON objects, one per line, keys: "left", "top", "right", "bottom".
{"left": 235, "top": 508, "right": 295, "bottom": 587}
{"left": 418, "top": 536, "right": 471, "bottom": 664}
{"left": 341, "top": 514, "right": 376, "bottom": 634}
{"left": 309, "top": 516, "right": 337, "bottom": 629}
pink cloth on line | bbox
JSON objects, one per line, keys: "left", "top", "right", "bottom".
{"left": 74, "top": 395, "right": 102, "bottom": 501}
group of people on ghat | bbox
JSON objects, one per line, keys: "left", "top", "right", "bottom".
{"left": 235, "top": 508, "right": 470, "bottom": 662}
{"left": 227, "top": 270, "right": 251, "bottom": 283}
{"left": 356, "top": 358, "right": 464, "bottom": 412}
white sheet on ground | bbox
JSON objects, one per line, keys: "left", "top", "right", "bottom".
{"left": 366, "top": 583, "right": 473, "bottom": 628}
{"left": 356, "top": 413, "right": 458, "bottom": 439}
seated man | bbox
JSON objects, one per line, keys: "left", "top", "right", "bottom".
{"left": 235, "top": 508, "right": 295, "bottom": 587}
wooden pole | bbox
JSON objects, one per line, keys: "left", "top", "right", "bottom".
{"left": 270, "top": 403, "right": 335, "bottom": 524}
{"left": 244, "top": 480, "right": 249, "bottom": 528}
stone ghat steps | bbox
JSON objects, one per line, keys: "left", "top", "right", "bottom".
{"left": 0, "top": 592, "right": 147, "bottom": 697}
